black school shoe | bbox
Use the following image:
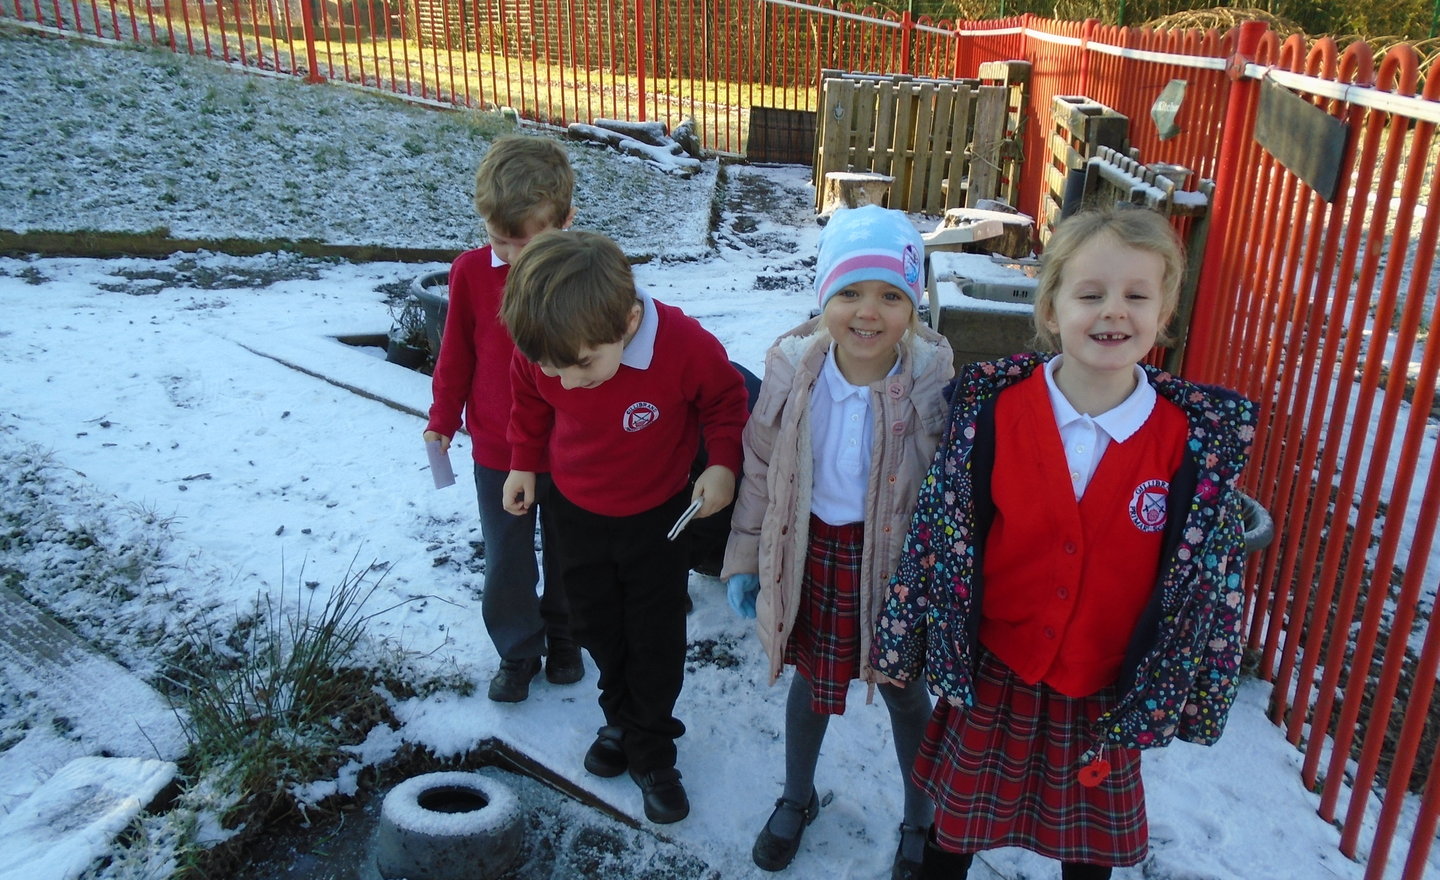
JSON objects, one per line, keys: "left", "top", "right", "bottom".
{"left": 751, "top": 787, "right": 820, "bottom": 871}
{"left": 891, "top": 822, "right": 928, "bottom": 880}
{"left": 487, "top": 656, "right": 541, "bottom": 703}
{"left": 630, "top": 766, "right": 690, "bottom": 824}
{"left": 545, "top": 640, "right": 584, "bottom": 685}
{"left": 583, "top": 725, "right": 627, "bottom": 778}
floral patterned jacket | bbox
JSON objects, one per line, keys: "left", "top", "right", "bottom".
{"left": 870, "top": 353, "right": 1257, "bottom": 764}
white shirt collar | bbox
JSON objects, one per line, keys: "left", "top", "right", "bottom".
{"left": 490, "top": 247, "right": 506, "bottom": 268}
{"left": 820, "top": 342, "right": 901, "bottom": 402}
{"left": 619, "top": 287, "right": 658, "bottom": 370}
{"left": 1043, "top": 355, "right": 1155, "bottom": 443}
{"left": 821, "top": 343, "right": 869, "bottom": 402}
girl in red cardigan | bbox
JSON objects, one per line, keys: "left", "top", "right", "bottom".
{"left": 873, "top": 208, "right": 1255, "bottom": 879}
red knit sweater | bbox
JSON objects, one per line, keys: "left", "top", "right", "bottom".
{"left": 507, "top": 299, "right": 748, "bottom": 517}
{"left": 979, "top": 374, "right": 1188, "bottom": 697}
{"left": 424, "top": 247, "right": 547, "bottom": 472}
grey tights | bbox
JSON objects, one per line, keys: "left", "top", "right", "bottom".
{"left": 769, "top": 672, "right": 934, "bottom": 863}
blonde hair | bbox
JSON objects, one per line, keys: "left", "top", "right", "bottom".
{"left": 1032, "top": 207, "right": 1185, "bottom": 350}
{"left": 501, "top": 229, "right": 637, "bottom": 367}
{"left": 473, "top": 136, "right": 574, "bottom": 236}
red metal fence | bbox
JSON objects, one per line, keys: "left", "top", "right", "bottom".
{"left": 2, "top": 1, "right": 1439, "bottom": 876}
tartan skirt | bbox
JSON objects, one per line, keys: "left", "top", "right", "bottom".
{"left": 914, "top": 648, "right": 1148, "bottom": 866}
{"left": 782, "top": 515, "right": 863, "bottom": 715}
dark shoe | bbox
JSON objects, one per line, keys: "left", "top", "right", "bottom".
{"left": 583, "top": 725, "right": 627, "bottom": 778}
{"left": 751, "top": 788, "right": 820, "bottom": 871}
{"left": 921, "top": 827, "right": 974, "bottom": 880}
{"left": 891, "top": 823, "right": 928, "bottom": 880}
{"left": 630, "top": 766, "right": 690, "bottom": 824}
{"left": 487, "top": 656, "right": 540, "bottom": 703}
{"left": 545, "top": 640, "right": 584, "bottom": 685}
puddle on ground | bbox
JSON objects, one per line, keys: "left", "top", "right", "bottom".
{"left": 232, "top": 762, "right": 716, "bottom": 880}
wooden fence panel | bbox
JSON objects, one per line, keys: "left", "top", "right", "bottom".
{"left": 815, "top": 73, "right": 1012, "bottom": 215}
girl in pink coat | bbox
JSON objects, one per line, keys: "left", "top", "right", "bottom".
{"left": 722, "top": 205, "right": 954, "bottom": 878}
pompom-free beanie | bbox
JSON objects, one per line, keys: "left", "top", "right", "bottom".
{"left": 814, "top": 204, "right": 924, "bottom": 311}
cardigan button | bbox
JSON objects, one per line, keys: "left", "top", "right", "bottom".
{"left": 890, "top": 421, "right": 905, "bottom": 435}
{"left": 781, "top": 525, "right": 788, "bottom": 535}
{"left": 887, "top": 474, "right": 896, "bottom": 483}
{"left": 1063, "top": 541, "right": 1077, "bottom": 554}
{"left": 1043, "top": 627, "right": 1056, "bottom": 639}
{"left": 887, "top": 383, "right": 904, "bottom": 398}
{"left": 1056, "top": 587, "right": 1069, "bottom": 599}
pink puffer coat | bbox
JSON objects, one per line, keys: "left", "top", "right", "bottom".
{"left": 722, "top": 317, "right": 953, "bottom": 686}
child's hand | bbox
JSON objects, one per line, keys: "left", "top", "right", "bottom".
{"left": 423, "top": 430, "right": 450, "bottom": 454}
{"left": 691, "top": 465, "right": 736, "bottom": 518}
{"left": 726, "top": 573, "right": 759, "bottom": 619}
{"left": 502, "top": 470, "right": 536, "bottom": 515}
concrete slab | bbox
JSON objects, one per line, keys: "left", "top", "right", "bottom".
{"left": 0, "top": 755, "right": 177, "bottom": 880}
{"left": 0, "top": 585, "right": 187, "bottom": 763}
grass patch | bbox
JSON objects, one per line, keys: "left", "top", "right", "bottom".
{"left": 154, "top": 558, "right": 419, "bottom": 876}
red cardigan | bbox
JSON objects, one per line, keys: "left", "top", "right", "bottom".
{"left": 508, "top": 299, "right": 748, "bottom": 517}
{"left": 425, "top": 247, "right": 547, "bottom": 472}
{"left": 979, "top": 374, "right": 1188, "bottom": 697}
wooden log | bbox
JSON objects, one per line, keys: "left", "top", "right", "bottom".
{"left": 592, "top": 117, "right": 669, "bottom": 146}
{"left": 820, "top": 171, "right": 894, "bottom": 216}
{"left": 944, "top": 204, "right": 1033, "bottom": 258}
{"left": 672, "top": 116, "right": 702, "bottom": 158}
{"left": 566, "top": 122, "right": 627, "bottom": 149}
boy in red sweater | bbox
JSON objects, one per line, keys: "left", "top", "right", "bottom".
{"left": 423, "top": 136, "right": 581, "bottom": 703}
{"left": 500, "top": 229, "right": 749, "bottom": 824}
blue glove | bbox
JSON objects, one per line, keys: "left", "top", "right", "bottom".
{"left": 726, "top": 573, "right": 760, "bottom": 619}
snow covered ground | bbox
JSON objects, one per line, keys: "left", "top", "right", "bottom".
{"left": 0, "top": 25, "right": 1432, "bottom": 880}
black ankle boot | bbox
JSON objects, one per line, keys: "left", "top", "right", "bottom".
{"left": 891, "top": 822, "right": 928, "bottom": 879}
{"left": 920, "top": 828, "right": 973, "bottom": 879}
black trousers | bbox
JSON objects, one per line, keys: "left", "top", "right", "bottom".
{"left": 545, "top": 484, "right": 692, "bottom": 774}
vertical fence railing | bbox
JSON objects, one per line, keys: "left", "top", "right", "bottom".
{"left": 1178, "top": 24, "right": 1440, "bottom": 880}
{"left": 1, "top": 2, "right": 1439, "bottom": 876}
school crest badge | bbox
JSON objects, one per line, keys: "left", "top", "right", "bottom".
{"left": 1129, "top": 479, "right": 1169, "bottom": 532}
{"left": 623, "top": 401, "right": 660, "bottom": 432}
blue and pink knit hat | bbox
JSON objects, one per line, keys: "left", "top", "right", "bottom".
{"left": 814, "top": 204, "right": 925, "bottom": 311}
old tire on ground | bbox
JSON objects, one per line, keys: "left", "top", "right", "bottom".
{"left": 373, "top": 771, "right": 523, "bottom": 880}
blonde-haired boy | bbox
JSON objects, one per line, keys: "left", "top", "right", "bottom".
{"left": 424, "top": 135, "right": 580, "bottom": 703}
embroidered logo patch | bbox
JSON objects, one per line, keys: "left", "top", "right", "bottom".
{"left": 623, "top": 401, "right": 660, "bottom": 432}
{"left": 902, "top": 243, "right": 922, "bottom": 287}
{"left": 1129, "top": 479, "right": 1169, "bottom": 532}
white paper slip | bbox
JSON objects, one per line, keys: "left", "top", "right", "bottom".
{"left": 666, "top": 497, "right": 703, "bottom": 541}
{"left": 426, "top": 440, "right": 456, "bottom": 489}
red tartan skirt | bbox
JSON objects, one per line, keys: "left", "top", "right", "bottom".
{"left": 782, "top": 515, "right": 863, "bottom": 715}
{"left": 914, "top": 648, "right": 1148, "bottom": 866}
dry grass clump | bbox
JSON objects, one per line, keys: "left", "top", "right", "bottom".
{"left": 1142, "top": 6, "right": 1303, "bottom": 37}
{"left": 1143, "top": 6, "right": 1440, "bottom": 74}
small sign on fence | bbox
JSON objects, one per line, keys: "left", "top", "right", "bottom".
{"left": 1254, "top": 78, "right": 1348, "bottom": 202}
{"left": 1151, "top": 79, "right": 1187, "bottom": 141}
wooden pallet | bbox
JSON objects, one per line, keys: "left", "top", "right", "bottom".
{"left": 1040, "top": 95, "right": 1130, "bottom": 243}
{"left": 813, "top": 62, "right": 1029, "bottom": 216}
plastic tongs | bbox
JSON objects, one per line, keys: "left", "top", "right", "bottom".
{"left": 666, "top": 497, "right": 703, "bottom": 541}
